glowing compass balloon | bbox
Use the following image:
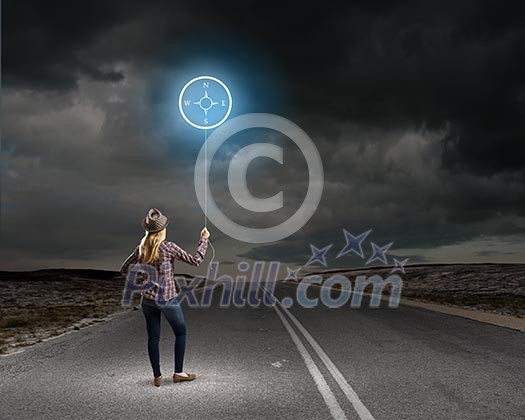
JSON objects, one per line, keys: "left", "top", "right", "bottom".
{"left": 178, "top": 75, "right": 233, "bottom": 269}
{"left": 178, "top": 76, "right": 232, "bottom": 130}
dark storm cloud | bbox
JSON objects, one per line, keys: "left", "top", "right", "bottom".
{"left": 2, "top": 0, "right": 525, "bottom": 269}
{"left": 2, "top": 0, "right": 142, "bottom": 89}
{"left": 5, "top": 0, "right": 524, "bottom": 171}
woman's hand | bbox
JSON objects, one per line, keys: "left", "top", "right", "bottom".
{"left": 201, "top": 227, "right": 210, "bottom": 239}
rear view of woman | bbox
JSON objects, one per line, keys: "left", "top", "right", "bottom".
{"left": 120, "top": 208, "right": 209, "bottom": 387}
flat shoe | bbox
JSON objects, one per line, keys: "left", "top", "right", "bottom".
{"left": 153, "top": 376, "right": 162, "bottom": 387}
{"left": 173, "top": 373, "right": 196, "bottom": 383}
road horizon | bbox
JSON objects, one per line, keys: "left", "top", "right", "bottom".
{"left": 1, "top": 283, "right": 523, "bottom": 420}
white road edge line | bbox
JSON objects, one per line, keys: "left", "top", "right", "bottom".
{"left": 263, "top": 286, "right": 377, "bottom": 420}
{"left": 273, "top": 303, "right": 347, "bottom": 420}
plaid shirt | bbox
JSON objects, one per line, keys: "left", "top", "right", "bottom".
{"left": 120, "top": 238, "right": 208, "bottom": 302}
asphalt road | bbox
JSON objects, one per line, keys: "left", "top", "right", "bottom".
{"left": 0, "top": 282, "right": 523, "bottom": 420}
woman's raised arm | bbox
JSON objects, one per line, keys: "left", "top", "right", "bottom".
{"left": 164, "top": 235, "right": 208, "bottom": 266}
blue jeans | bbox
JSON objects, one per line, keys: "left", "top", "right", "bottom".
{"left": 141, "top": 296, "right": 187, "bottom": 378}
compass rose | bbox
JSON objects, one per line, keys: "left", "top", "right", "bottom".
{"left": 194, "top": 91, "right": 218, "bottom": 116}
{"left": 179, "top": 76, "right": 232, "bottom": 130}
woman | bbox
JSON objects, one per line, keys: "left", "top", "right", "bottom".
{"left": 120, "top": 208, "right": 209, "bottom": 387}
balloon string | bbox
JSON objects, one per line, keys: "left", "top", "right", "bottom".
{"left": 204, "top": 129, "right": 216, "bottom": 270}
{"left": 204, "top": 129, "right": 207, "bottom": 227}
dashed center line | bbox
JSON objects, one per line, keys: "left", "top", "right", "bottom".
{"left": 262, "top": 286, "right": 376, "bottom": 420}
{"left": 273, "top": 303, "right": 347, "bottom": 420}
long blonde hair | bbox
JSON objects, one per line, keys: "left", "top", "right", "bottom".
{"left": 139, "top": 229, "right": 166, "bottom": 264}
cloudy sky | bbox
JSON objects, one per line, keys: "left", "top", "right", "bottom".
{"left": 1, "top": 0, "right": 524, "bottom": 272}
